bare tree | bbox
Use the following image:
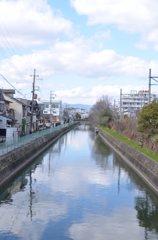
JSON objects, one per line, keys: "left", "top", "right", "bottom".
{"left": 89, "top": 95, "right": 113, "bottom": 126}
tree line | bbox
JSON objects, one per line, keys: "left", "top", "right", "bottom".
{"left": 89, "top": 96, "right": 158, "bottom": 154}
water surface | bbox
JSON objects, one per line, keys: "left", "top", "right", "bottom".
{"left": 0, "top": 124, "right": 158, "bottom": 240}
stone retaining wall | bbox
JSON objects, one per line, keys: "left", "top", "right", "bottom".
{"left": 0, "top": 123, "right": 77, "bottom": 190}
{"left": 99, "top": 129, "right": 158, "bottom": 194}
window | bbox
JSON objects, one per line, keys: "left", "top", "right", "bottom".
{"left": 44, "top": 103, "right": 49, "bottom": 108}
{"left": 44, "top": 111, "right": 47, "bottom": 114}
{"left": 52, "top": 103, "right": 59, "bottom": 108}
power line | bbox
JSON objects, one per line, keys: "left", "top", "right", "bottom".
{"left": 0, "top": 18, "right": 30, "bottom": 78}
{"left": 0, "top": 73, "right": 26, "bottom": 98}
{"left": 0, "top": 47, "right": 28, "bottom": 80}
{"left": 0, "top": 16, "right": 30, "bottom": 69}
{"left": 0, "top": 36, "right": 28, "bottom": 80}
{"left": 0, "top": 18, "right": 30, "bottom": 70}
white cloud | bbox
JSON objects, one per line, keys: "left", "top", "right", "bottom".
{"left": 54, "top": 85, "right": 149, "bottom": 104}
{"left": 1, "top": 38, "right": 158, "bottom": 103}
{"left": 70, "top": 0, "right": 155, "bottom": 32}
{"left": 70, "top": 0, "right": 158, "bottom": 49}
{"left": 0, "top": 38, "right": 154, "bottom": 81}
{"left": 0, "top": 0, "right": 72, "bottom": 48}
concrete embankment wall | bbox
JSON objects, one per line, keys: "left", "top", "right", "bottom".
{"left": 99, "top": 129, "right": 158, "bottom": 195}
{"left": 0, "top": 123, "right": 77, "bottom": 190}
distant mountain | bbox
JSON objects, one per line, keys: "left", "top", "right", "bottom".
{"left": 63, "top": 104, "right": 92, "bottom": 111}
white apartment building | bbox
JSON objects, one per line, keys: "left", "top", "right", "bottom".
{"left": 121, "top": 90, "right": 157, "bottom": 116}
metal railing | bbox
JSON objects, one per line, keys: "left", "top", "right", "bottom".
{"left": 0, "top": 123, "right": 74, "bottom": 156}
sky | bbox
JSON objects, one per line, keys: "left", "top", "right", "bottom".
{"left": 0, "top": 0, "right": 158, "bottom": 105}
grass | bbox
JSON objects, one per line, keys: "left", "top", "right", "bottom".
{"left": 0, "top": 162, "right": 6, "bottom": 170}
{"left": 100, "top": 126, "right": 158, "bottom": 163}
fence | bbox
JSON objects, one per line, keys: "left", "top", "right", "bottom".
{"left": 0, "top": 123, "right": 74, "bottom": 156}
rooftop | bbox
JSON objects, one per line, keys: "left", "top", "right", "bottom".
{"left": 2, "top": 89, "right": 15, "bottom": 94}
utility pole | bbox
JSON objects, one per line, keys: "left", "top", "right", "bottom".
{"left": 50, "top": 90, "right": 52, "bottom": 128}
{"left": 148, "top": 69, "right": 151, "bottom": 104}
{"left": 50, "top": 91, "right": 56, "bottom": 128}
{"left": 120, "top": 89, "right": 122, "bottom": 121}
{"left": 114, "top": 99, "right": 116, "bottom": 116}
{"left": 30, "top": 69, "right": 39, "bottom": 132}
{"left": 148, "top": 68, "right": 158, "bottom": 104}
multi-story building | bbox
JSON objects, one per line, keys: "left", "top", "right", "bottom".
{"left": 121, "top": 90, "right": 157, "bottom": 117}
{"left": 43, "top": 100, "right": 63, "bottom": 126}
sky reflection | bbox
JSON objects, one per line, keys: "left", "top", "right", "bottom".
{"left": 0, "top": 124, "right": 158, "bottom": 240}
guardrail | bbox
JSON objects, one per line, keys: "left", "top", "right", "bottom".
{"left": 0, "top": 123, "right": 74, "bottom": 156}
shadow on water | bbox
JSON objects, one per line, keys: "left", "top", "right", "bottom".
{"left": 135, "top": 194, "right": 158, "bottom": 238}
{"left": 0, "top": 135, "right": 65, "bottom": 202}
{"left": 115, "top": 153, "right": 158, "bottom": 237}
{"left": 0, "top": 153, "right": 43, "bottom": 201}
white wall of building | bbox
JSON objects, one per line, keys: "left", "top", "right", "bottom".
{"left": 0, "top": 115, "right": 7, "bottom": 127}
{"left": 121, "top": 90, "right": 157, "bottom": 115}
{"left": 43, "top": 100, "right": 63, "bottom": 119}
{"left": 3, "top": 94, "right": 23, "bottom": 125}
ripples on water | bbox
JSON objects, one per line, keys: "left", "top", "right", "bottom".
{"left": 0, "top": 124, "right": 158, "bottom": 240}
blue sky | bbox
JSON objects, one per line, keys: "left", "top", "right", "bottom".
{"left": 0, "top": 0, "right": 158, "bottom": 104}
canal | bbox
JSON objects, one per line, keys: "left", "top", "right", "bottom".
{"left": 0, "top": 124, "right": 158, "bottom": 240}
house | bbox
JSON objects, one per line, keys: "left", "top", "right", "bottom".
{"left": 3, "top": 94, "right": 28, "bottom": 136}
{"left": 0, "top": 89, "right": 44, "bottom": 139}
{"left": 29, "top": 100, "right": 44, "bottom": 131}
{"left": 16, "top": 98, "right": 44, "bottom": 133}
{"left": 0, "top": 89, "right": 18, "bottom": 141}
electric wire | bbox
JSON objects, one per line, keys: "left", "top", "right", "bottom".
{"left": 0, "top": 74, "right": 26, "bottom": 98}
{"left": 0, "top": 16, "right": 31, "bottom": 71}
{"left": 0, "top": 19, "right": 30, "bottom": 73}
{"left": 0, "top": 47, "right": 27, "bottom": 80}
{"left": 0, "top": 33, "right": 28, "bottom": 80}
{"left": 0, "top": 18, "right": 42, "bottom": 101}
{"left": 0, "top": 18, "right": 31, "bottom": 81}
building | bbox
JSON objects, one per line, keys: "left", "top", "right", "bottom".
{"left": 17, "top": 98, "right": 44, "bottom": 133}
{"left": 3, "top": 94, "right": 28, "bottom": 136}
{"left": 43, "top": 100, "right": 63, "bottom": 127}
{"left": 120, "top": 90, "right": 157, "bottom": 117}
{"left": 0, "top": 89, "right": 18, "bottom": 141}
{"left": 0, "top": 89, "right": 44, "bottom": 140}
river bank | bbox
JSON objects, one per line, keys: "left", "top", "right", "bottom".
{"left": 99, "top": 127, "right": 158, "bottom": 195}
{"left": 0, "top": 123, "right": 78, "bottom": 191}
